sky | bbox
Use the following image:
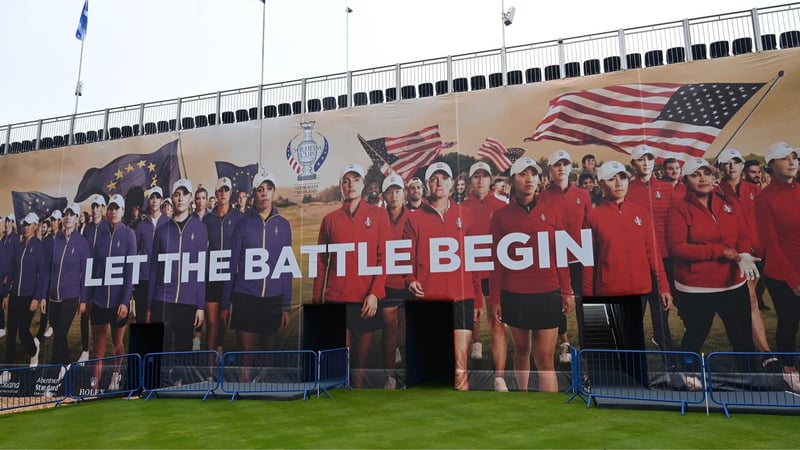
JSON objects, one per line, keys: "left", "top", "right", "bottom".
{"left": 0, "top": 0, "right": 787, "bottom": 127}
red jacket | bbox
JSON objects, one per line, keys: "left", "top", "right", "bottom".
{"left": 582, "top": 200, "right": 669, "bottom": 297}
{"left": 537, "top": 184, "right": 591, "bottom": 263}
{"left": 755, "top": 180, "right": 800, "bottom": 288}
{"left": 402, "top": 201, "right": 477, "bottom": 302}
{"left": 489, "top": 199, "right": 572, "bottom": 307}
{"left": 666, "top": 189, "right": 750, "bottom": 290}
{"left": 385, "top": 207, "right": 414, "bottom": 290}
{"left": 462, "top": 193, "right": 506, "bottom": 280}
{"left": 312, "top": 201, "right": 389, "bottom": 303}
{"left": 627, "top": 177, "right": 673, "bottom": 259}
{"left": 718, "top": 180, "right": 762, "bottom": 256}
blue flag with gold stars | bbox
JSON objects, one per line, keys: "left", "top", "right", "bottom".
{"left": 215, "top": 161, "right": 258, "bottom": 194}
{"left": 74, "top": 140, "right": 181, "bottom": 203}
{"left": 12, "top": 191, "right": 68, "bottom": 224}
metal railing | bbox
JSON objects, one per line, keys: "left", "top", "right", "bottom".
{"left": 2, "top": 3, "right": 800, "bottom": 154}
{"left": 220, "top": 350, "right": 318, "bottom": 401}
{"left": 142, "top": 351, "right": 220, "bottom": 401}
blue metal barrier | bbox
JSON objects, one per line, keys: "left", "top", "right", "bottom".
{"left": 221, "top": 350, "right": 318, "bottom": 401}
{"left": 706, "top": 352, "right": 800, "bottom": 417}
{"left": 318, "top": 347, "right": 350, "bottom": 398}
{"left": 142, "top": 351, "right": 219, "bottom": 401}
{"left": 0, "top": 364, "right": 69, "bottom": 411}
{"left": 68, "top": 354, "right": 141, "bottom": 401}
{"left": 571, "top": 349, "right": 706, "bottom": 415}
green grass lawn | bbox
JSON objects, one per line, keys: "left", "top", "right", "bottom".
{"left": 0, "top": 387, "right": 797, "bottom": 449}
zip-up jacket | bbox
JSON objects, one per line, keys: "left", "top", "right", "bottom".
{"left": 582, "top": 200, "right": 669, "bottom": 297}
{"left": 537, "top": 184, "right": 591, "bottom": 263}
{"left": 7, "top": 236, "right": 49, "bottom": 299}
{"left": 48, "top": 231, "right": 91, "bottom": 302}
{"left": 462, "top": 193, "right": 506, "bottom": 281}
{"left": 666, "top": 189, "right": 750, "bottom": 291}
{"left": 203, "top": 207, "right": 244, "bottom": 253}
{"left": 83, "top": 217, "right": 109, "bottom": 252}
{"left": 718, "top": 180, "right": 762, "bottom": 257}
{"left": 148, "top": 215, "right": 208, "bottom": 309}
{"left": 489, "top": 199, "right": 572, "bottom": 307}
{"left": 385, "top": 207, "right": 414, "bottom": 291}
{"left": 222, "top": 208, "right": 292, "bottom": 311}
{"left": 626, "top": 177, "right": 674, "bottom": 260}
{"left": 89, "top": 222, "right": 136, "bottom": 309}
{"left": 312, "top": 201, "right": 388, "bottom": 303}
{"left": 755, "top": 179, "right": 800, "bottom": 288}
{"left": 402, "top": 201, "right": 477, "bottom": 302}
{"left": 0, "top": 231, "right": 18, "bottom": 295}
{"left": 134, "top": 214, "right": 170, "bottom": 283}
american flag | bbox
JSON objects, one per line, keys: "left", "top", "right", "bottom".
{"left": 526, "top": 83, "right": 764, "bottom": 160}
{"left": 285, "top": 143, "right": 302, "bottom": 175}
{"left": 358, "top": 125, "right": 455, "bottom": 180}
{"left": 477, "top": 137, "right": 519, "bottom": 172}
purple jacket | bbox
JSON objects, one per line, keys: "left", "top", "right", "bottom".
{"left": 8, "top": 236, "right": 49, "bottom": 299}
{"left": 222, "top": 208, "right": 292, "bottom": 311}
{"left": 148, "top": 216, "right": 208, "bottom": 309}
{"left": 89, "top": 222, "right": 136, "bottom": 309}
{"left": 203, "top": 207, "right": 244, "bottom": 253}
{"left": 83, "top": 218, "right": 109, "bottom": 252}
{"left": 134, "top": 214, "right": 170, "bottom": 282}
{"left": 49, "top": 231, "right": 91, "bottom": 302}
{"left": 1, "top": 232, "right": 19, "bottom": 295}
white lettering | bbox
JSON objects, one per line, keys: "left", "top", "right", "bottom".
{"left": 386, "top": 239, "right": 412, "bottom": 275}
{"left": 127, "top": 255, "right": 147, "bottom": 285}
{"left": 272, "top": 246, "right": 302, "bottom": 279}
{"left": 430, "top": 237, "right": 460, "bottom": 273}
{"left": 537, "top": 231, "right": 551, "bottom": 269}
{"left": 357, "top": 242, "right": 381, "bottom": 276}
{"left": 300, "top": 245, "right": 326, "bottom": 278}
{"left": 181, "top": 252, "right": 206, "bottom": 283}
{"left": 497, "top": 232, "right": 533, "bottom": 270}
{"left": 556, "top": 229, "right": 594, "bottom": 267}
{"left": 85, "top": 258, "right": 101, "bottom": 287}
{"left": 464, "top": 234, "right": 493, "bottom": 272}
{"left": 208, "top": 250, "right": 231, "bottom": 282}
{"left": 104, "top": 256, "right": 125, "bottom": 286}
{"left": 327, "top": 243, "right": 355, "bottom": 276}
{"left": 245, "top": 248, "right": 269, "bottom": 280}
{"left": 158, "top": 253, "right": 180, "bottom": 283}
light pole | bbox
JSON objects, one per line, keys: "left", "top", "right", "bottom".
{"left": 501, "top": 1, "right": 515, "bottom": 86}
{"left": 346, "top": 7, "right": 353, "bottom": 107}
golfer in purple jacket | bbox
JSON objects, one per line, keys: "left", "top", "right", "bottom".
{"left": 223, "top": 171, "right": 292, "bottom": 352}
{"left": 148, "top": 179, "right": 208, "bottom": 353}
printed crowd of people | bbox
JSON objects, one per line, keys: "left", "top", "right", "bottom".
{"left": 0, "top": 140, "right": 799, "bottom": 393}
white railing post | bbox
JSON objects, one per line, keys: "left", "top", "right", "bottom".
{"left": 501, "top": 47, "right": 508, "bottom": 86}
{"left": 138, "top": 104, "right": 145, "bottom": 135}
{"left": 102, "top": 109, "right": 109, "bottom": 140}
{"left": 618, "top": 29, "right": 628, "bottom": 70}
{"left": 215, "top": 92, "right": 222, "bottom": 126}
{"left": 258, "top": 84, "right": 264, "bottom": 120}
{"left": 301, "top": 78, "right": 308, "bottom": 114}
{"left": 751, "top": 8, "right": 763, "bottom": 52}
{"left": 176, "top": 97, "right": 182, "bottom": 130}
{"left": 683, "top": 18, "right": 693, "bottom": 61}
{"left": 346, "top": 71, "right": 353, "bottom": 108}
{"left": 395, "top": 63, "right": 401, "bottom": 100}
{"left": 446, "top": 55, "right": 453, "bottom": 93}
{"left": 557, "top": 40, "right": 566, "bottom": 78}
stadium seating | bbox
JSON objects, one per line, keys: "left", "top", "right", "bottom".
{"left": 780, "top": 30, "right": 800, "bottom": 48}
{"left": 322, "top": 97, "right": 337, "bottom": 110}
{"left": 337, "top": 94, "right": 348, "bottom": 108}
{"left": 644, "top": 50, "right": 664, "bottom": 67}
{"left": 401, "top": 85, "right": 417, "bottom": 99}
{"left": 181, "top": 117, "right": 194, "bottom": 130}
{"left": 74, "top": 132, "right": 87, "bottom": 144}
{"left": 564, "top": 62, "right": 581, "bottom": 78}
{"left": 265, "top": 105, "right": 278, "bottom": 117}
{"left": 109, "top": 127, "right": 122, "bottom": 140}
{"left": 221, "top": 112, "right": 235, "bottom": 124}
{"left": 488, "top": 72, "right": 503, "bottom": 88}
{"left": 470, "top": 75, "right": 487, "bottom": 90}
{"left": 418, "top": 82, "right": 434, "bottom": 97}
{"left": 353, "top": 92, "right": 368, "bottom": 106}
{"left": 666, "top": 47, "right": 685, "bottom": 64}
{"left": 369, "top": 90, "right": 384, "bottom": 104}
{"left": 761, "top": 33, "right": 778, "bottom": 50}
{"left": 307, "top": 98, "right": 321, "bottom": 112}
{"left": 278, "top": 103, "right": 293, "bottom": 116}
{"left": 386, "top": 87, "right": 397, "bottom": 102}
{"left": 692, "top": 43, "right": 708, "bottom": 60}
{"left": 249, "top": 107, "right": 259, "bottom": 120}
{"left": 626, "top": 53, "right": 642, "bottom": 69}
{"left": 195, "top": 115, "right": 208, "bottom": 127}
{"left": 710, "top": 40, "right": 730, "bottom": 58}
{"left": 121, "top": 125, "right": 134, "bottom": 137}
{"left": 235, "top": 109, "right": 249, "bottom": 122}
{"left": 583, "top": 59, "right": 601, "bottom": 75}
{"left": 603, "top": 56, "right": 622, "bottom": 72}
{"left": 435, "top": 80, "right": 449, "bottom": 95}
{"left": 453, "top": 78, "right": 469, "bottom": 92}
{"left": 525, "top": 67, "right": 542, "bottom": 83}
{"left": 732, "top": 37, "right": 753, "bottom": 55}
{"left": 544, "top": 65, "right": 560, "bottom": 80}
{"left": 507, "top": 70, "right": 523, "bottom": 85}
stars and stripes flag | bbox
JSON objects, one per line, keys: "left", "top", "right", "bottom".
{"left": 526, "top": 83, "right": 765, "bottom": 161}
{"left": 477, "top": 137, "right": 521, "bottom": 172}
{"left": 358, "top": 125, "right": 455, "bottom": 181}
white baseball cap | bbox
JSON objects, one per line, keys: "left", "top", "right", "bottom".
{"left": 424, "top": 162, "right": 453, "bottom": 182}
{"left": 50, "top": 210, "right": 62, "bottom": 220}
{"left": 215, "top": 177, "right": 232, "bottom": 191}
{"left": 172, "top": 179, "right": 193, "bottom": 196}
{"left": 5, "top": 213, "right": 14, "bottom": 221}
{"left": 408, "top": 177, "right": 423, "bottom": 187}
{"left": 765, "top": 141, "right": 797, "bottom": 164}
{"left": 630, "top": 145, "right": 656, "bottom": 160}
{"left": 253, "top": 170, "right": 276, "bottom": 188}
{"left": 89, "top": 194, "right": 106, "bottom": 207}
{"left": 108, "top": 194, "right": 125, "bottom": 209}
{"left": 717, "top": 148, "right": 744, "bottom": 164}
{"left": 64, "top": 203, "right": 81, "bottom": 216}
{"left": 597, "top": 161, "right": 631, "bottom": 181}
{"left": 145, "top": 186, "right": 164, "bottom": 198}
{"left": 548, "top": 149, "right": 572, "bottom": 166}
{"left": 469, "top": 161, "right": 492, "bottom": 177}
{"left": 682, "top": 158, "right": 714, "bottom": 176}
{"left": 22, "top": 213, "right": 39, "bottom": 226}
{"left": 509, "top": 157, "right": 542, "bottom": 176}
{"left": 339, "top": 163, "right": 366, "bottom": 179}
{"left": 382, "top": 173, "right": 404, "bottom": 192}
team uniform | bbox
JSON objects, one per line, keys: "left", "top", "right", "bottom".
{"left": 133, "top": 213, "right": 170, "bottom": 323}
{"left": 203, "top": 207, "right": 243, "bottom": 305}
{"left": 461, "top": 193, "right": 506, "bottom": 310}
{"left": 383, "top": 207, "right": 413, "bottom": 307}
{"left": 666, "top": 188, "right": 754, "bottom": 354}
{"left": 490, "top": 199, "right": 572, "bottom": 330}
{"left": 312, "top": 201, "right": 388, "bottom": 331}
{"left": 0, "top": 230, "right": 19, "bottom": 332}
{"left": 223, "top": 207, "right": 292, "bottom": 334}
{"left": 89, "top": 222, "right": 136, "bottom": 327}
{"left": 81, "top": 217, "right": 109, "bottom": 355}
{"left": 4, "top": 235, "right": 49, "bottom": 364}
{"left": 148, "top": 215, "right": 208, "bottom": 352}
{"left": 47, "top": 230, "right": 91, "bottom": 363}
{"left": 582, "top": 199, "right": 669, "bottom": 298}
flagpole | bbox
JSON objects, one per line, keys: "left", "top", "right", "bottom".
{"left": 711, "top": 70, "right": 785, "bottom": 162}
{"left": 70, "top": 32, "right": 86, "bottom": 146}
{"left": 258, "top": 0, "right": 267, "bottom": 170}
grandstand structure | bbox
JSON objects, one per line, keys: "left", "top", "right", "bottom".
{"left": 1, "top": 2, "right": 800, "bottom": 153}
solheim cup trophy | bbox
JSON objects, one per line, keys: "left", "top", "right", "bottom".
{"left": 295, "top": 121, "right": 320, "bottom": 181}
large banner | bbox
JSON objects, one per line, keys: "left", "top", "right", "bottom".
{"left": 1, "top": 49, "right": 799, "bottom": 392}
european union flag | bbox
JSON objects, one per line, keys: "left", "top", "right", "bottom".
{"left": 74, "top": 140, "right": 181, "bottom": 203}
{"left": 215, "top": 161, "right": 258, "bottom": 194}
{"left": 12, "top": 192, "right": 68, "bottom": 224}
{"left": 76, "top": 0, "right": 89, "bottom": 41}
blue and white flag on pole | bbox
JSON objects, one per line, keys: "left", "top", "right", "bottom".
{"left": 75, "top": 0, "right": 89, "bottom": 41}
